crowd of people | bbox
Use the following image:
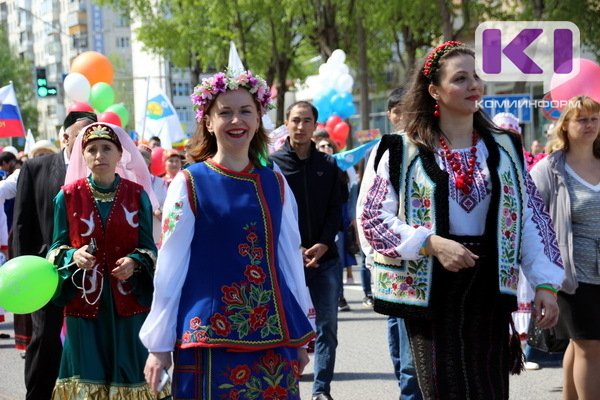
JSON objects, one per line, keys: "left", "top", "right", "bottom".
{"left": 0, "top": 41, "right": 598, "bottom": 400}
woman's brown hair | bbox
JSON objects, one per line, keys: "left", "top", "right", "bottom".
{"left": 187, "top": 89, "right": 269, "bottom": 167}
{"left": 401, "top": 46, "right": 498, "bottom": 151}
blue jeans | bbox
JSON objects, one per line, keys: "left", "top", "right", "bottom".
{"left": 388, "top": 317, "right": 422, "bottom": 400}
{"left": 359, "top": 252, "right": 372, "bottom": 297}
{"left": 306, "top": 257, "right": 340, "bottom": 395}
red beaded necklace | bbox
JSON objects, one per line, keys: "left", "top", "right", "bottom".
{"left": 439, "top": 132, "right": 478, "bottom": 194}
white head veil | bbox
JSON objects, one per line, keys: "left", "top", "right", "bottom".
{"left": 65, "top": 122, "right": 159, "bottom": 210}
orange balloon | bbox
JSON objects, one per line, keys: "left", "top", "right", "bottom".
{"left": 70, "top": 51, "right": 114, "bottom": 86}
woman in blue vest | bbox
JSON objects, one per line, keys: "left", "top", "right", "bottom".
{"left": 47, "top": 122, "right": 167, "bottom": 398}
{"left": 140, "top": 70, "right": 315, "bottom": 399}
{"left": 358, "top": 41, "right": 564, "bottom": 399}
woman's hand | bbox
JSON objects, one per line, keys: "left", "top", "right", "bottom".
{"left": 425, "top": 235, "right": 479, "bottom": 272}
{"left": 112, "top": 257, "right": 138, "bottom": 281}
{"left": 533, "top": 290, "right": 559, "bottom": 329}
{"left": 304, "top": 243, "right": 329, "bottom": 268}
{"left": 144, "top": 351, "right": 172, "bottom": 393}
{"left": 73, "top": 246, "right": 96, "bottom": 270}
{"left": 298, "top": 348, "right": 310, "bottom": 375}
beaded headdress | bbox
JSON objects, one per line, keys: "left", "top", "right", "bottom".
{"left": 422, "top": 41, "right": 465, "bottom": 80}
{"left": 81, "top": 123, "right": 122, "bottom": 152}
{"left": 190, "top": 69, "right": 274, "bottom": 123}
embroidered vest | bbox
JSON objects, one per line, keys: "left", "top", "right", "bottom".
{"left": 63, "top": 178, "right": 149, "bottom": 318}
{"left": 372, "top": 132, "right": 526, "bottom": 318}
{"left": 175, "top": 161, "right": 314, "bottom": 350}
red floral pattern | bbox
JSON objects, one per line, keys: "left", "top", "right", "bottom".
{"left": 180, "top": 222, "right": 282, "bottom": 345}
{"left": 218, "top": 350, "right": 299, "bottom": 399}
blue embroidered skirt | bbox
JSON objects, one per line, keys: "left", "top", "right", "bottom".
{"left": 172, "top": 346, "right": 302, "bottom": 399}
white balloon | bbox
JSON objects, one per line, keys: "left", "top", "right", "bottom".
{"left": 326, "top": 63, "right": 347, "bottom": 81}
{"left": 63, "top": 72, "right": 91, "bottom": 102}
{"left": 335, "top": 73, "right": 354, "bottom": 93}
{"left": 305, "top": 75, "right": 320, "bottom": 90}
{"left": 328, "top": 49, "right": 346, "bottom": 65}
{"left": 318, "top": 63, "right": 332, "bottom": 77}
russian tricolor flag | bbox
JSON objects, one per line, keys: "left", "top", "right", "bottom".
{"left": 0, "top": 83, "right": 26, "bottom": 138}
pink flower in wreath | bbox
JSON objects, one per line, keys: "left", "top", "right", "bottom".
{"left": 189, "top": 316, "right": 202, "bottom": 330}
{"left": 230, "top": 365, "right": 251, "bottom": 385}
{"left": 245, "top": 265, "right": 266, "bottom": 285}
{"left": 211, "top": 313, "right": 232, "bottom": 336}
{"left": 182, "top": 331, "right": 192, "bottom": 343}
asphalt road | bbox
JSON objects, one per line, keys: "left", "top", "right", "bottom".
{"left": 0, "top": 272, "right": 564, "bottom": 399}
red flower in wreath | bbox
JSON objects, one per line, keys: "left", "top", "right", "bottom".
{"left": 189, "top": 316, "right": 202, "bottom": 330}
{"left": 229, "top": 365, "right": 251, "bottom": 385}
{"left": 210, "top": 313, "right": 231, "bottom": 336}
{"left": 261, "top": 350, "right": 283, "bottom": 375}
{"left": 405, "top": 276, "right": 413, "bottom": 285}
{"left": 222, "top": 284, "right": 245, "bottom": 305}
{"left": 228, "top": 390, "right": 241, "bottom": 400}
{"left": 423, "top": 199, "right": 431, "bottom": 208}
{"left": 249, "top": 305, "right": 269, "bottom": 330}
{"left": 182, "top": 331, "right": 192, "bottom": 343}
{"left": 263, "top": 385, "right": 287, "bottom": 400}
{"left": 238, "top": 243, "right": 250, "bottom": 256}
{"left": 244, "top": 265, "right": 266, "bottom": 284}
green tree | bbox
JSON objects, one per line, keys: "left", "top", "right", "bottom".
{"left": 0, "top": 28, "right": 38, "bottom": 134}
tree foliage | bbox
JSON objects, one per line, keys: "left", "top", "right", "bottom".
{"left": 0, "top": 28, "right": 38, "bottom": 133}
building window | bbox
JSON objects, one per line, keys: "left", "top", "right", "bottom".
{"left": 116, "top": 37, "right": 130, "bottom": 48}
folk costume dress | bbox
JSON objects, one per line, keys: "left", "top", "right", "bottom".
{"left": 358, "top": 131, "right": 564, "bottom": 400}
{"left": 47, "top": 175, "right": 170, "bottom": 399}
{"left": 140, "top": 159, "right": 315, "bottom": 400}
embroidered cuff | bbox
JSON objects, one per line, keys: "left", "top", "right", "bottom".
{"left": 47, "top": 245, "right": 74, "bottom": 265}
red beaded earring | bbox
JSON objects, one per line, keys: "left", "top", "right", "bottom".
{"left": 433, "top": 102, "right": 440, "bottom": 118}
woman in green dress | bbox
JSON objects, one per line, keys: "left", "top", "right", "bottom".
{"left": 47, "top": 122, "right": 170, "bottom": 399}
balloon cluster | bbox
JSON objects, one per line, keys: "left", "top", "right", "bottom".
{"left": 305, "top": 49, "right": 355, "bottom": 149}
{"left": 63, "top": 51, "right": 130, "bottom": 128}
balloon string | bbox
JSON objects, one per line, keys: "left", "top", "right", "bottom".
{"left": 71, "top": 266, "right": 104, "bottom": 306}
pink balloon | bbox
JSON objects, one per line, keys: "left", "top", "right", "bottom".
{"left": 550, "top": 58, "right": 600, "bottom": 103}
{"left": 98, "top": 111, "right": 122, "bottom": 127}
{"left": 151, "top": 147, "right": 166, "bottom": 176}
{"left": 326, "top": 115, "right": 343, "bottom": 132}
{"left": 68, "top": 102, "right": 94, "bottom": 113}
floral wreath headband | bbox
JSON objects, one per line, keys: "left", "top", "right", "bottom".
{"left": 422, "top": 40, "right": 465, "bottom": 80}
{"left": 190, "top": 69, "right": 274, "bottom": 123}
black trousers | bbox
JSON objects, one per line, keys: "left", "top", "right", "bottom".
{"left": 25, "top": 302, "right": 63, "bottom": 400}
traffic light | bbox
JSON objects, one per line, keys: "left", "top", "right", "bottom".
{"left": 36, "top": 67, "right": 57, "bottom": 97}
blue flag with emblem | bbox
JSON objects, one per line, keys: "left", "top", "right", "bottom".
{"left": 332, "top": 139, "right": 380, "bottom": 171}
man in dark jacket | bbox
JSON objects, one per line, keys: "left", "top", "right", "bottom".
{"left": 13, "top": 111, "right": 96, "bottom": 400}
{"left": 270, "top": 101, "right": 342, "bottom": 400}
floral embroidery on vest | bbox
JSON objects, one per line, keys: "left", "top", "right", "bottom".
{"left": 217, "top": 349, "right": 300, "bottom": 399}
{"left": 409, "top": 180, "right": 433, "bottom": 230}
{"left": 499, "top": 171, "right": 519, "bottom": 290}
{"left": 181, "top": 223, "right": 281, "bottom": 345}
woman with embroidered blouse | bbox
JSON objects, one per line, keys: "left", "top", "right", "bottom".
{"left": 357, "top": 41, "right": 564, "bottom": 399}
{"left": 140, "top": 70, "right": 315, "bottom": 399}
{"left": 47, "top": 122, "right": 168, "bottom": 398}
{"left": 530, "top": 96, "right": 600, "bottom": 400}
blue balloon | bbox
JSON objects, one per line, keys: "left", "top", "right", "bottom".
{"left": 314, "top": 89, "right": 336, "bottom": 123}
{"left": 338, "top": 100, "right": 356, "bottom": 119}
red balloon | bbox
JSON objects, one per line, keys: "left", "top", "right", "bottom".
{"left": 326, "top": 115, "right": 343, "bottom": 132}
{"left": 98, "top": 111, "right": 122, "bottom": 127}
{"left": 68, "top": 102, "right": 94, "bottom": 113}
{"left": 331, "top": 121, "right": 350, "bottom": 150}
{"left": 151, "top": 147, "right": 166, "bottom": 176}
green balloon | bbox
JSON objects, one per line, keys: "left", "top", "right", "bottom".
{"left": 0, "top": 255, "right": 58, "bottom": 314}
{"left": 106, "top": 103, "right": 130, "bottom": 127}
{"left": 90, "top": 82, "right": 115, "bottom": 112}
